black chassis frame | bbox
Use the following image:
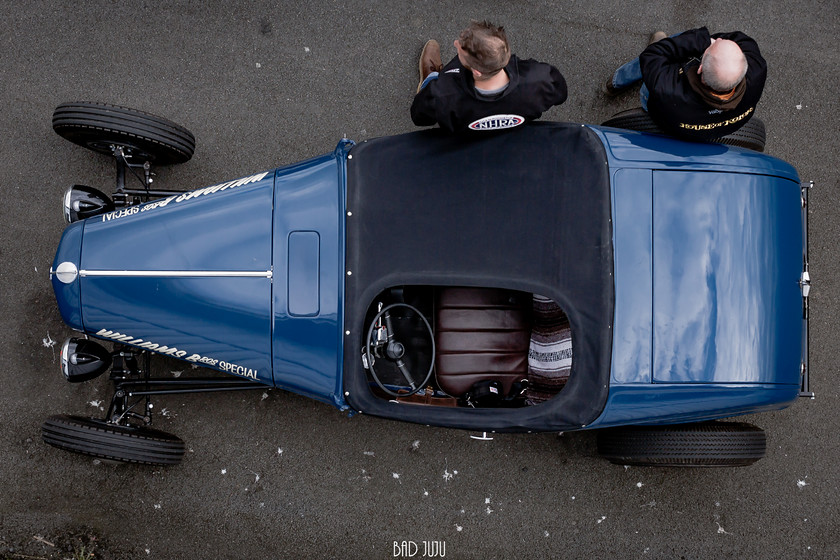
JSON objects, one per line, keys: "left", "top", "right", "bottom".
{"left": 105, "top": 347, "right": 264, "bottom": 427}
{"left": 111, "top": 145, "right": 182, "bottom": 207}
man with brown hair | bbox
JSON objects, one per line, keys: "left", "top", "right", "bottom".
{"left": 411, "top": 21, "right": 567, "bottom": 134}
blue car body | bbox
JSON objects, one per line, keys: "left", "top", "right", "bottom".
{"left": 592, "top": 128, "right": 803, "bottom": 427}
{"left": 51, "top": 125, "right": 806, "bottom": 431}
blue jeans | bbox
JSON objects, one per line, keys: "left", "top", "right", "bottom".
{"left": 611, "top": 57, "right": 642, "bottom": 89}
{"left": 419, "top": 71, "right": 439, "bottom": 90}
{"left": 611, "top": 33, "right": 680, "bottom": 111}
{"left": 610, "top": 58, "right": 649, "bottom": 111}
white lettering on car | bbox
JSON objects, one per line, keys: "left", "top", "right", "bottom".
{"left": 94, "top": 328, "right": 255, "bottom": 379}
{"left": 101, "top": 206, "right": 139, "bottom": 221}
{"left": 219, "top": 361, "right": 257, "bottom": 380}
{"left": 100, "top": 171, "right": 271, "bottom": 222}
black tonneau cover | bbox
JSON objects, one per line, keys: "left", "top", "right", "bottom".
{"left": 343, "top": 122, "right": 613, "bottom": 431}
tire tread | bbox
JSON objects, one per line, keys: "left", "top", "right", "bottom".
{"left": 42, "top": 414, "right": 185, "bottom": 466}
{"left": 52, "top": 102, "right": 195, "bottom": 164}
{"left": 596, "top": 422, "right": 766, "bottom": 467}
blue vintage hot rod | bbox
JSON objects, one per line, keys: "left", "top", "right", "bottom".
{"left": 45, "top": 102, "right": 810, "bottom": 467}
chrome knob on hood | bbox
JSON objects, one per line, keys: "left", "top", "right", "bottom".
{"left": 53, "top": 261, "right": 78, "bottom": 284}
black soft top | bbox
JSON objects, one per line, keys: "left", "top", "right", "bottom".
{"left": 343, "top": 122, "right": 614, "bottom": 431}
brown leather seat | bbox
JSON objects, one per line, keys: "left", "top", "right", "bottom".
{"left": 435, "top": 287, "right": 531, "bottom": 397}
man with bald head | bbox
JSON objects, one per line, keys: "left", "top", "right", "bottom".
{"left": 700, "top": 38, "right": 748, "bottom": 91}
{"left": 608, "top": 27, "right": 766, "bottom": 141}
{"left": 411, "top": 20, "right": 567, "bottom": 134}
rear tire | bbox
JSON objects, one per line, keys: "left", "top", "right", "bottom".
{"left": 42, "top": 414, "right": 185, "bottom": 466}
{"left": 601, "top": 108, "right": 665, "bottom": 134}
{"left": 601, "top": 108, "right": 766, "bottom": 152}
{"left": 596, "top": 421, "right": 766, "bottom": 467}
{"left": 713, "top": 117, "right": 766, "bottom": 152}
{"left": 53, "top": 101, "right": 196, "bottom": 164}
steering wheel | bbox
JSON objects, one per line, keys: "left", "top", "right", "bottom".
{"left": 365, "top": 303, "right": 435, "bottom": 397}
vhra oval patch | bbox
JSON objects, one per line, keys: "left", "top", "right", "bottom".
{"left": 468, "top": 114, "right": 525, "bottom": 131}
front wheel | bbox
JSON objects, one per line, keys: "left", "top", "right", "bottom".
{"left": 52, "top": 102, "right": 196, "bottom": 164}
{"left": 596, "top": 421, "right": 766, "bottom": 467}
{"left": 42, "top": 414, "right": 185, "bottom": 466}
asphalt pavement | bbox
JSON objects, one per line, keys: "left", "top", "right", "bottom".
{"left": 1, "top": 1, "right": 838, "bottom": 559}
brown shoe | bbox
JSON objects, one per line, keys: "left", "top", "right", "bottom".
{"left": 605, "top": 77, "right": 627, "bottom": 97}
{"left": 417, "top": 39, "right": 442, "bottom": 93}
{"left": 649, "top": 31, "right": 667, "bottom": 44}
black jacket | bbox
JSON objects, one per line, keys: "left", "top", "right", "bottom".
{"left": 411, "top": 54, "right": 567, "bottom": 134}
{"left": 640, "top": 27, "right": 767, "bottom": 140}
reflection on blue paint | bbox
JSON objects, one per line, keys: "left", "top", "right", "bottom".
{"left": 651, "top": 171, "right": 802, "bottom": 384}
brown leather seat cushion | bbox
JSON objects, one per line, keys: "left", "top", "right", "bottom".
{"left": 435, "top": 287, "right": 531, "bottom": 397}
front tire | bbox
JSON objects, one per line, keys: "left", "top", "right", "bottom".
{"left": 42, "top": 414, "right": 185, "bottom": 466}
{"left": 52, "top": 101, "right": 196, "bottom": 164}
{"left": 601, "top": 108, "right": 766, "bottom": 152}
{"left": 596, "top": 421, "right": 766, "bottom": 467}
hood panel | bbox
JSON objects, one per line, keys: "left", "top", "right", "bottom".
{"left": 81, "top": 172, "right": 273, "bottom": 272}
{"left": 82, "top": 276, "right": 272, "bottom": 384}
{"left": 78, "top": 172, "right": 275, "bottom": 384}
{"left": 652, "top": 170, "right": 802, "bottom": 384}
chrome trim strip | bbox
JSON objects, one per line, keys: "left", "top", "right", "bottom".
{"left": 79, "top": 270, "right": 272, "bottom": 278}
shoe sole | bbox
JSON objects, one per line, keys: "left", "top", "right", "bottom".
{"left": 417, "top": 40, "right": 439, "bottom": 93}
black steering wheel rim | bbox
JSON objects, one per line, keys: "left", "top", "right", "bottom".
{"left": 365, "top": 303, "right": 435, "bottom": 397}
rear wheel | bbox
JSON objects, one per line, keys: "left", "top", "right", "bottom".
{"left": 42, "top": 414, "right": 185, "bottom": 466}
{"left": 601, "top": 108, "right": 766, "bottom": 152}
{"left": 601, "top": 108, "right": 665, "bottom": 134}
{"left": 713, "top": 117, "right": 766, "bottom": 152}
{"left": 52, "top": 101, "right": 196, "bottom": 164}
{"left": 596, "top": 421, "right": 766, "bottom": 467}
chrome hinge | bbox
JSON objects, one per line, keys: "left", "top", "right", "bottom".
{"left": 800, "top": 362, "right": 815, "bottom": 399}
{"left": 801, "top": 180, "right": 813, "bottom": 208}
